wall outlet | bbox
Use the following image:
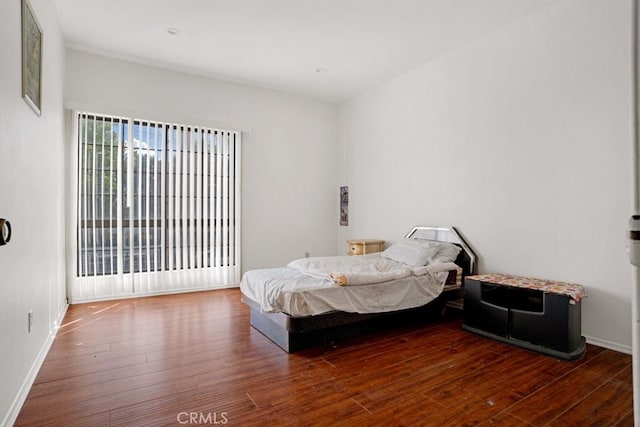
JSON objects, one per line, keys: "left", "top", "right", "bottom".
{"left": 305, "top": 252, "right": 310, "bottom": 258}
{"left": 28, "top": 311, "right": 33, "bottom": 333}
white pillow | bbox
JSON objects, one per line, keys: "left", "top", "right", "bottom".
{"left": 430, "top": 242, "right": 462, "bottom": 263}
{"left": 406, "top": 239, "right": 462, "bottom": 264}
{"left": 381, "top": 241, "right": 439, "bottom": 266}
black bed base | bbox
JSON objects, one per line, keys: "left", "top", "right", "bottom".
{"left": 247, "top": 298, "right": 447, "bottom": 353}
{"left": 244, "top": 226, "right": 477, "bottom": 353}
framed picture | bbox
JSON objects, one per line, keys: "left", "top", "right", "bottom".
{"left": 22, "top": 0, "right": 42, "bottom": 116}
{"left": 340, "top": 186, "right": 349, "bottom": 226}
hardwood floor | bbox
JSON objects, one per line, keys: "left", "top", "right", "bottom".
{"left": 16, "top": 289, "right": 632, "bottom": 426}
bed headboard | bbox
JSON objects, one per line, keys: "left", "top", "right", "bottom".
{"left": 405, "top": 226, "right": 477, "bottom": 277}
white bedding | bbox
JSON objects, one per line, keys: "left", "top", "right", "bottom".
{"left": 240, "top": 253, "right": 455, "bottom": 317}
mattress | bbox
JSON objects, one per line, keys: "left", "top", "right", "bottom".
{"left": 240, "top": 254, "right": 453, "bottom": 317}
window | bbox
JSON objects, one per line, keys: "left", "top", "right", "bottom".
{"left": 71, "top": 112, "right": 241, "bottom": 301}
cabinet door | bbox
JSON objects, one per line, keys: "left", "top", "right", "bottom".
{"left": 463, "top": 280, "right": 509, "bottom": 337}
{"left": 510, "top": 292, "right": 571, "bottom": 351}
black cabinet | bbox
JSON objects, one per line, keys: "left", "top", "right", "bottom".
{"left": 463, "top": 276, "right": 585, "bottom": 360}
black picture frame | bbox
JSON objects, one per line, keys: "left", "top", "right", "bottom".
{"left": 340, "top": 186, "right": 348, "bottom": 226}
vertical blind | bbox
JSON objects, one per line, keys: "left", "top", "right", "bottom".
{"left": 71, "top": 112, "right": 241, "bottom": 302}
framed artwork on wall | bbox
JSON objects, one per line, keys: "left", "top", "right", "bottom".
{"left": 22, "top": 0, "right": 43, "bottom": 116}
{"left": 340, "top": 186, "right": 348, "bottom": 226}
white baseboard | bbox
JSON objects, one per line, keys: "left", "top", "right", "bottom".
{"left": 1, "top": 303, "right": 69, "bottom": 427}
{"left": 585, "top": 335, "right": 632, "bottom": 355}
{"left": 68, "top": 283, "right": 240, "bottom": 304}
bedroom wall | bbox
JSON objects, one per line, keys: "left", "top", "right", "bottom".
{"left": 337, "top": 0, "right": 633, "bottom": 351}
{"left": 64, "top": 49, "right": 339, "bottom": 274}
{"left": 0, "top": 0, "right": 67, "bottom": 425}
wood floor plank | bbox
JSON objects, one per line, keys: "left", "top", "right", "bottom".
{"left": 406, "top": 346, "right": 508, "bottom": 396}
{"left": 421, "top": 386, "right": 521, "bottom": 427}
{"left": 453, "top": 385, "right": 522, "bottom": 420}
{"left": 354, "top": 394, "right": 445, "bottom": 424}
{"left": 505, "top": 349, "right": 630, "bottom": 425}
{"left": 423, "top": 360, "right": 523, "bottom": 409}
{"left": 615, "top": 409, "right": 635, "bottom": 427}
{"left": 109, "top": 388, "right": 256, "bottom": 427}
{"left": 480, "top": 411, "right": 534, "bottom": 426}
{"left": 352, "top": 382, "right": 445, "bottom": 414}
{"left": 15, "top": 288, "right": 633, "bottom": 426}
{"left": 14, "top": 410, "right": 113, "bottom": 427}
{"left": 546, "top": 365, "right": 633, "bottom": 426}
{"left": 18, "top": 373, "right": 202, "bottom": 425}
{"left": 34, "top": 352, "right": 149, "bottom": 384}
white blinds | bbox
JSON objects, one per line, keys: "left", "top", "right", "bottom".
{"left": 71, "top": 112, "right": 241, "bottom": 302}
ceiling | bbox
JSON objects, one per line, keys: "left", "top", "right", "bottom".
{"left": 53, "top": 0, "right": 558, "bottom": 103}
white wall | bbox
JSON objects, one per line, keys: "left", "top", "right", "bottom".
{"left": 338, "top": 0, "right": 633, "bottom": 351}
{"left": 0, "top": 0, "right": 67, "bottom": 425}
{"left": 65, "top": 49, "right": 339, "bottom": 274}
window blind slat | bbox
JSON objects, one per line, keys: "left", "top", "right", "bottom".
{"left": 80, "top": 114, "right": 87, "bottom": 277}
{"left": 91, "top": 118, "right": 98, "bottom": 286}
{"left": 145, "top": 122, "right": 151, "bottom": 274}
{"left": 229, "top": 132, "right": 236, "bottom": 267}
{"left": 234, "top": 132, "right": 242, "bottom": 273}
{"left": 136, "top": 124, "right": 143, "bottom": 275}
{"left": 189, "top": 129, "right": 196, "bottom": 269}
{"left": 174, "top": 127, "right": 182, "bottom": 270}
{"left": 160, "top": 125, "right": 166, "bottom": 273}
{"left": 153, "top": 126, "right": 158, "bottom": 273}
{"left": 108, "top": 118, "right": 115, "bottom": 276}
{"left": 99, "top": 117, "right": 106, "bottom": 277}
{"left": 208, "top": 132, "right": 215, "bottom": 269}
{"left": 181, "top": 127, "right": 189, "bottom": 270}
{"left": 195, "top": 129, "right": 202, "bottom": 269}
{"left": 215, "top": 132, "right": 222, "bottom": 267}
{"left": 116, "top": 118, "right": 124, "bottom": 282}
{"left": 167, "top": 127, "right": 175, "bottom": 272}
{"left": 203, "top": 131, "right": 209, "bottom": 268}
{"left": 222, "top": 131, "right": 229, "bottom": 272}
{"left": 127, "top": 121, "right": 134, "bottom": 278}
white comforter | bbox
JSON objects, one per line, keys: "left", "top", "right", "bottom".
{"left": 240, "top": 254, "right": 456, "bottom": 316}
{"left": 288, "top": 255, "right": 413, "bottom": 285}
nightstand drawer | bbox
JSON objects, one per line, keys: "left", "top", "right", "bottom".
{"left": 349, "top": 244, "right": 363, "bottom": 255}
{"left": 347, "top": 239, "right": 384, "bottom": 255}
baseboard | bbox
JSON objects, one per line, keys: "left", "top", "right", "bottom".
{"left": 69, "top": 283, "right": 240, "bottom": 304}
{"left": 585, "top": 335, "right": 632, "bottom": 355}
{"left": 1, "top": 303, "right": 69, "bottom": 427}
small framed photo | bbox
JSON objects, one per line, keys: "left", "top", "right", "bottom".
{"left": 22, "top": 0, "right": 43, "bottom": 116}
{"left": 340, "top": 186, "right": 349, "bottom": 226}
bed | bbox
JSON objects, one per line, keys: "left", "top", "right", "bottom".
{"left": 240, "top": 226, "right": 477, "bottom": 352}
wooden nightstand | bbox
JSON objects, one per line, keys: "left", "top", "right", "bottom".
{"left": 347, "top": 239, "right": 385, "bottom": 256}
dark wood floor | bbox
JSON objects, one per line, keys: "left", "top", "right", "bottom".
{"left": 16, "top": 288, "right": 632, "bottom": 426}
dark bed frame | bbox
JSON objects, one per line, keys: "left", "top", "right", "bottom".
{"left": 242, "top": 226, "right": 477, "bottom": 352}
